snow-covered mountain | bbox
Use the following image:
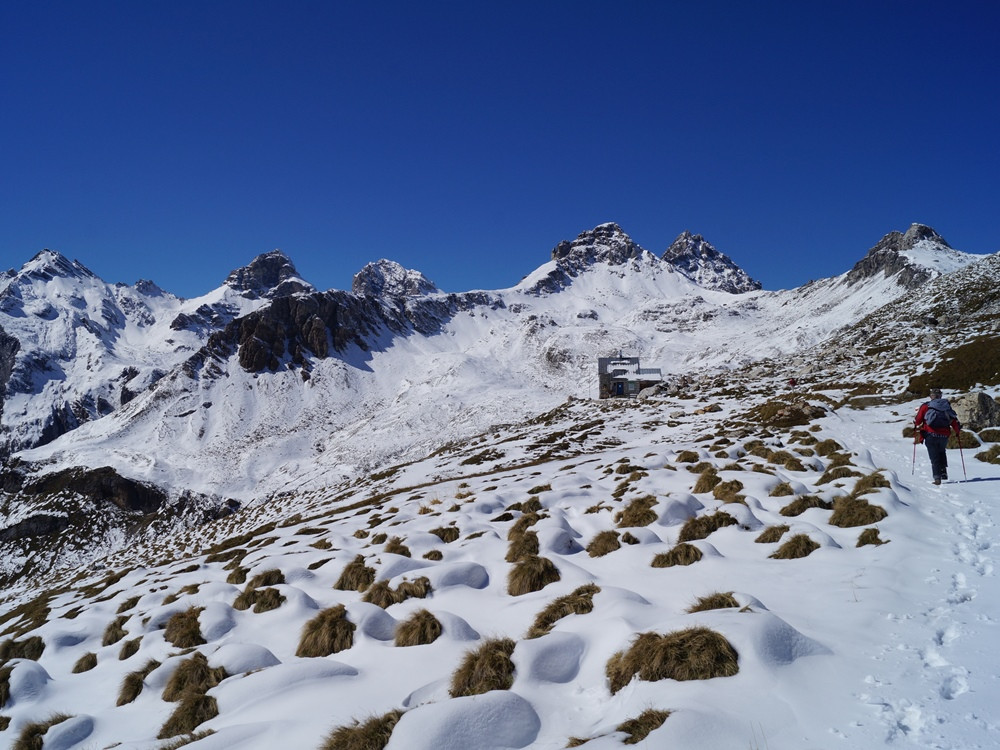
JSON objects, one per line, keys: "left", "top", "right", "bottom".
{"left": 1, "top": 221, "right": 998, "bottom": 750}
{"left": 662, "top": 230, "right": 762, "bottom": 293}
{"left": 0, "top": 249, "right": 312, "bottom": 456}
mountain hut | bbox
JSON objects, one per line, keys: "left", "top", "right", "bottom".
{"left": 598, "top": 356, "right": 663, "bottom": 398}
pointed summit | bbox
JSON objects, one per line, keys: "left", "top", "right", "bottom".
{"left": 224, "top": 250, "right": 314, "bottom": 299}
{"left": 846, "top": 224, "right": 962, "bottom": 289}
{"left": 662, "top": 232, "right": 762, "bottom": 294}
{"left": 549, "top": 222, "right": 648, "bottom": 267}
{"left": 20, "top": 249, "right": 97, "bottom": 283}
{"left": 352, "top": 259, "right": 439, "bottom": 298}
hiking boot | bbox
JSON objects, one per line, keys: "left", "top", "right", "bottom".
{"left": 942, "top": 471, "right": 948, "bottom": 480}
{"left": 933, "top": 478, "right": 941, "bottom": 485}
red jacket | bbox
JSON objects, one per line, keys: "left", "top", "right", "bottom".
{"left": 914, "top": 401, "right": 961, "bottom": 437}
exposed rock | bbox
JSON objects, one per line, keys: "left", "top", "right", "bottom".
{"left": 24, "top": 466, "right": 167, "bottom": 514}
{"left": 352, "top": 259, "right": 439, "bottom": 298}
{"left": 950, "top": 391, "right": 1000, "bottom": 431}
{"left": 224, "top": 250, "right": 315, "bottom": 299}
{"left": 662, "top": 232, "right": 762, "bottom": 294}
{"left": 0, "top": 324, "right": 20, "bottom": 428}
{"left": 528, "top": 223, "right": 653, "bottom": 294}
{"left": 845, "top": 224, "right": 952, "bottom": 289}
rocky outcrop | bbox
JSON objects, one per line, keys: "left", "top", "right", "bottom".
{"left": 662, "top": 232, "right": 762, "bottom": 294}
{"left": 0, "top": 325, "right": 19, "bottom": 428}
{"left": 353, "top": 259, "right": 439, "bottom": 298}
{"left": 950, "top": 391, "right": 1000, "bottom": 431}
{"left": 845, "top": 224, "right": 952, "bottom": 289}
{"left": 527, "top": 223, "right": 654, "bottom": 294}
{"left": 224, "top": 250, "right": 315, "bottom": 299}
{"left": 24, "top": 466, "right": 167, "bottom": 514}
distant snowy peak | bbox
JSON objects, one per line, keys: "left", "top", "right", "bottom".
{"left": 522, "top": 223, "right": 663, "bottom": 294}
{"left": 18, "top": 249, "right": 98, "bottom": 283}
{"left": 352, "top": 259, "right": 440, "bottom": 298}
{"left": 224, "top": 250, "right": 315, "bottom": 299}
{"left": 845, "top": 223, "right": 974, "bottom": 289}
{"left": 662, "top": 231, "right": 762, "bottom": 294}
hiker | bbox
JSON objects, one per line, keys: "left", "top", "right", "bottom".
{"left": 914, "top": 388, "right": 961, "bottom": 485}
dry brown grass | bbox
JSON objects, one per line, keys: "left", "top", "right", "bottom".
{"left": 677, "top": 511, "right": 737, "bottom": 542}
{"left": 755, "top": 525, "right": 790, "bottom": 543}
{"left": 779, "top": 496, "right": 832, "bottom": 517}
{"left": 430, "top": 526, "right": 460, "bottom": 543}
{"left": 233, "top": 587, "right": 286, "bottom": 613}
{"left": 769, "top": 482, "right": 795, "bottom": 497}
{"left": 712, "top": 479, "right": 745, "bottom": 504}
{"left": 769, "top": 534, "right": 820, "bottom": 559}
{"left": 829, "top": 497, "right": 888, "bottom": 527}
{"left": 102, "top": 615, "right": 128, "bottom": 646}
{"left": 617, "top": 708, "right": 671, "bottom": 745}
{"left": 72, "top": 651, "right": 98, "bottom": 673}
{"left": 385, "top": 536, "right": 411, "bottom": 557}
{"left": 686, "top": 592, "right": 740, "bottom": 613}
{"left": 159, "top": 693, "right": 219, "bottom": 739}
{"left": 334, "top": 555, "right": 376, "bottom": 592}
{"left": 0, "top": 635, "right": 47, "bottom": 662}
{"left": 505, "top": 530, "right": 540, "bottom": 563}
{"left": 651, "top": 543, "right": 703, "bottom": 567}
{"left": 526, "top": 583, "right": 600, "bottom": 639}
{"left": 857, "top": 528, "right": 889, "bottom": 547}
{"left": 11, "top": 713, "right": 72, "bottom": 750}
{"left": 586, "top": 530, "right": 621, "bottom": 558}
{"left": 118, "top": 636, "right": 142, "bottom": 660}
{"left": 508, "top": 555, "right": 561, "bottom": 596}
{"left": 615, "top": 496, "right": 658, "bottom": 528}
{"left": 118, "top": 658, "right": 161, "bottom": 706}
{"left": 163, "top": 608, "right": 206, "bottom": 649}
{"left": 692, "top": 468, "right": 721, "bottom": 493}
{"left": 394, "top": 609, "right": 443, "bottom": 647}
{"left": 296, "top": 605, "right": 356, "bottom": 657}
{"left": 606, "top": 627, "right": 739, "bottom": 694}
{"left": 817, "top": 465, "right": 861, "bottom": 484}
{"left": 362, "top": 577, "right": 432, "bottom": 609}
{"left": 246, "top": 569, "right": 285, "bottom": 588}
{"left": 449, "top": 637, "right": 516, "bottom": 697}
{"left": 161, "top": 652, "right": 226, "bottom": 702}
{"left": 320, "top": 710, "right": 404, "bottom": 750}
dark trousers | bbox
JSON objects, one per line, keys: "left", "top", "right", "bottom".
{"left": 924, "top": 434, "right": 949, "bottom": 480}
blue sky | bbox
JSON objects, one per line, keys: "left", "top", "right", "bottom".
{"left": 2, "top": 1, "right": 997, "bottom": 297}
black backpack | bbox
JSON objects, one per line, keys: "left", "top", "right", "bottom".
{"left": 925, "top": 406, "right": 950, "bottom": 430}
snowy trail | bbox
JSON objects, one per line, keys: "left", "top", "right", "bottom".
{"left": 826, "top": 402, "right": 1000, "bottom": 748}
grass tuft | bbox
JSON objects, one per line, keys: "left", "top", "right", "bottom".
{"left": 677, "top": 511, "right": 737, "bottom": 542}
{"left": 11, "top": 713, "right": 72, "bottom": 750}
{"left": 117, "top": 658, "right": 161, "bottom": 706}
{"left": 829, "top": 497, "right": 888, "bottom": 527}
{"left": 320, "top": 710, "right": 404, "bottom": 750}
{"left": 0, "top": 635, "right": 45, "bottom": 661}
{"left": 769, "top": 534, "right": 820, "bottom": 559}
{"left": 686, "top": 592, "right": 740, "bottom": 613}
{"left": 158, "top": 693, "right": 219, "bottom": 739}
{"left": 394, "top": 609, "right": 443, "bottom": 647}
{"left": 296, "top": 605, "right": 356, "bottom": 657}
{"left": 779, "top": 496, "right": 832, "bottom": 517}
{"left": 754, "top": 524, "right": 790, "bottom": 543}
{"left": 526, "top": 583, "right": 600, "bottom": 639}
{"left": 72, "top": 651, "right": 98, "bottom": 673}
{"left": 615, "top": 496, "right": 658, "bottom": 528}
{"left": 334, "top": 555, "right": 376, "bottom": 592}
{"left": 586, "top": 530, "right": 621, "bottom": 558}
{"left": 617, "top": 708, "right": 671, "bottom": 745}
{"left": 508, "top": 555, "right": 561, "bottom": 596}
{"left": 857, "top": 528, "right": 889, "bottom": 547}
{"left": 606, "top": 627, "right": 739, "bottom": 694}
{"left": 651, "top": 543, "right": 703, "bottom": 567}
{"left": 449, "top": 637, "right": 516, "bottom": 697}
{"left": 163, "top": 608, "right": 206, "bottom": 648}
{"left": 161, "top": 652, "right": 226, "bottom": 702}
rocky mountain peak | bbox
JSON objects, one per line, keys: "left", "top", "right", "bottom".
{"left": 662, "top": 231, "right": 762, "bottom": 294}
{"left": 845, "top": 223, "right": 954, "bottom": 289}
{"left": 224, "top": 250, "right": 315, "bottom": 299}
{"left": 352, "top": 259, "right": 439, "bottom": 298}
{"left": 19, "top": 249, "right": 97, "bottom": 283}
{"left": 550, "top": 222, "right": 646, "bottom": 267}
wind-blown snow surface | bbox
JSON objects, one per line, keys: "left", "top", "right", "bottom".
{"left": 2, "top": 388, "right": 999, "bottom": 749}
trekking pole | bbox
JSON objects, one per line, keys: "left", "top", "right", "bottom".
{"left": 911, "top": 439, "right": 916, "bottom": 475}
{"left": 957, "top": 432, "right": 967, "bottom": 480}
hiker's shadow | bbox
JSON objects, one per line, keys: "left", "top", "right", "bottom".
{"left": 953, "top": 477, "right": 1000, "bottom": 484}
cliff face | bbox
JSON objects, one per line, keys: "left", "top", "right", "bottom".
{"left": 846, "top": 224, "right": 953, "bottom": 289}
